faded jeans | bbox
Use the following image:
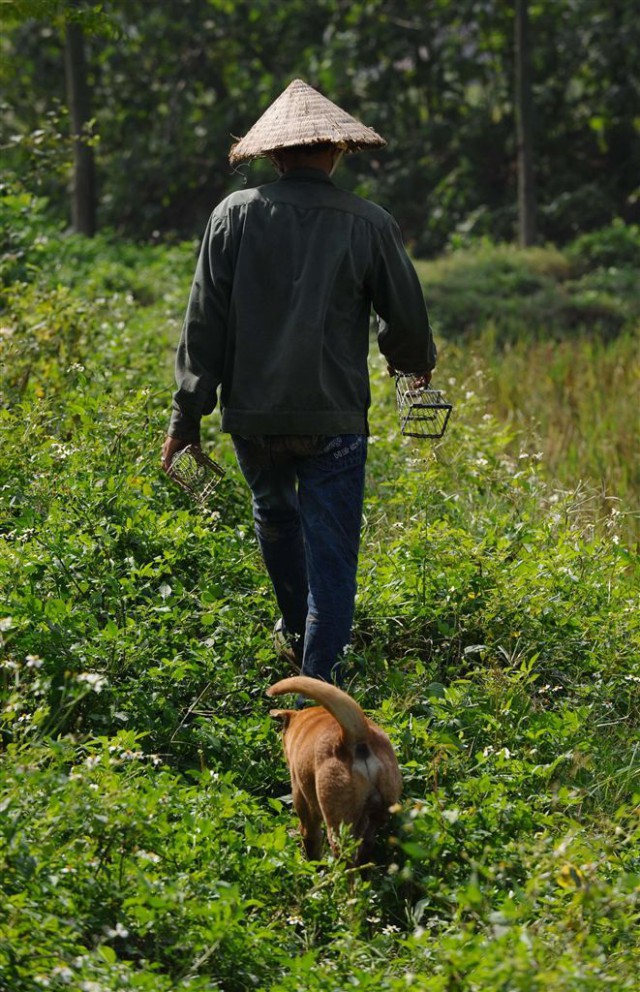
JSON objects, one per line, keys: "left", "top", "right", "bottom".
{"left": 232, "top": 434, "right": 368, "bottom": 685}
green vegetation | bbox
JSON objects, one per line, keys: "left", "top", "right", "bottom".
{"left": 417, "top": 221, "right": 640, "bottom": 340}
{"left": 1, "top": 212, "right": 639, "bottom": 990}
{"left": 415, "top": 222, "right": 640, "bottom": 523}
{"left": 3, "top": 2, "right": 637, "bottom": 983}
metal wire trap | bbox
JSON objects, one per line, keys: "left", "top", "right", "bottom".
{"left": 395, "top": 374, "right": 453, "bottom": 439}
{"left": 168, "top": 444, "right": 225, "bottom": 504}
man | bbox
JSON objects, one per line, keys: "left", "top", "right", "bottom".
{"left": 162, "top": 79, "right": 436, "bottom": 686}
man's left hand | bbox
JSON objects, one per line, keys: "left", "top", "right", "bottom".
{"left": 412, "top": 370, "right": 433, "bottom": 389}
{"left": 387, "top": 365, "right": 433, "bottom": 389}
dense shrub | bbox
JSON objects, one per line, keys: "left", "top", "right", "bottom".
{"left": 415, "top": 229, "right": 640, "bottom": 341}
{"left": 566, "top": 219, "right": 640, "bottom": 272}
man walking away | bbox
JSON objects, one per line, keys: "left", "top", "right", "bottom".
{"left": 162, "top": 79, "right": 436, "bottom": 686}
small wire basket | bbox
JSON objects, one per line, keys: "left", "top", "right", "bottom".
{"left": 168, "top": 445, "right": 225, "bottom": 503}
{"left": 395, "top": 374, "right": 452, "bottom": 439}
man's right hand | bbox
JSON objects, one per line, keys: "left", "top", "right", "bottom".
{"left": 161, "top": 435, "right": 196, "bottom": 474}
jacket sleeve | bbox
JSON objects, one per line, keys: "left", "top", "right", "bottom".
{"left": 167, "top": 208, "right": 234, "bottom": 441}
{"left": 370, "top": 216, "right": 436, "bottom": 374}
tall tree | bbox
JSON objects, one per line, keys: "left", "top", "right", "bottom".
{"left": 514, "top": 0, "right": 536, "bottom": 245}
{"left": 64, "top": 12, "right": 96, "bottom": 236}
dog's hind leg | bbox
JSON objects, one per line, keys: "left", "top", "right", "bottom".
{"left": 292, "top": 787, "right": 324, "bottom": 860}
{"left": 315, "top": 761, "right": 359, "bottom": 859}
{"left": 354, "top": 808, "right": 386, "bottom": 865}
{"left": 301, "top": 820, "right": 323, "bottom": 860}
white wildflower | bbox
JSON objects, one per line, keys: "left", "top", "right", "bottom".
{"left": 120, "top": 749, "right": 144, "bottom": 761}
{"left": 50, "top": 442, "right": 76, "bottom": 460}
{"left": 77, "top": 672, "right": 108, "bottom": 693}
{"left": 137, "top": 850, "right": 161, "bottom": 863}
{"left": 51, "top": 966, "right": 74, "bottom": 983}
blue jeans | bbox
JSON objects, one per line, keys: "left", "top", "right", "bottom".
{"left": 232, "top": 434, "right": 367, "bottom": 685}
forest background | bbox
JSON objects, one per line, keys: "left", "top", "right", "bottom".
{"left": 2, "top": 0, "right": 639, "bottom": 251}
{"left": 1, "top": 2, "right": 639, "bottom": 991}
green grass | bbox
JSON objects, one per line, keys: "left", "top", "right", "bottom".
{"left": 431, "top": 333, "right": 639, "bottom": 546}
{"left": 1, "top": 217, "right": 639, "bottom": 990}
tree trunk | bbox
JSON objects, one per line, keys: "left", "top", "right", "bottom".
{"left": 65, "top": 18, "right": 96, "bottom": 236}
{"left": 515, "top": 0, "right": 536, "bottom": 246}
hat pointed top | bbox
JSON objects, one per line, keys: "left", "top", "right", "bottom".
{"left": 229, "top": 78, "right": 386, "bottom": 164}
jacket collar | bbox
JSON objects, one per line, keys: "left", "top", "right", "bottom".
{"left": 279, "top": 167, "right": 335, "bottom": 186}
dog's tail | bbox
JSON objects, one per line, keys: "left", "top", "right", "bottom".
{"left": 267, "top": 676, "right": 368, "bottom": 745}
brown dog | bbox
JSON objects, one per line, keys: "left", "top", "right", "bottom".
{"left": 267, "top": 676, "right": 402, "bottom": 863}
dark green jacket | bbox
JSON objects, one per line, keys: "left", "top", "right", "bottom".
{"left": 169, "top": 167, "right": 436, "bottom": 441}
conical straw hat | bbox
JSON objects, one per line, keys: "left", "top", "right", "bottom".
{"left": 229, "top": 78, "right": 386, "bottom": 164}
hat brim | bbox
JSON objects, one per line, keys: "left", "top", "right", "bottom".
{"left": 228, "top": 78, "right": 386, "bottom": 165}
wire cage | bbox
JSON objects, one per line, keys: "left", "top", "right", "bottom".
{"left": 395, "top": 374, "right": 452, "bottom": 439}
{"left": 168, "top": 445, "right": 225, "bottom": 503}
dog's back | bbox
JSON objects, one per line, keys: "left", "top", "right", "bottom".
{"left": 268, "top": 676, "right": 402, "bottom": 862}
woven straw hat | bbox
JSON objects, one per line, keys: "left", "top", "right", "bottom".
{"left": 228, "top": 78, "right": 386, "bottom": 164}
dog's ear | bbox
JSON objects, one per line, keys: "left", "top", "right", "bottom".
{"left": 269, "top": 708, "right": 293, "bottom": 730}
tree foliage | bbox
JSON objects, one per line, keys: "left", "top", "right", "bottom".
{"left": 2, "top": 0, "right": 639, "bottom": 251}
